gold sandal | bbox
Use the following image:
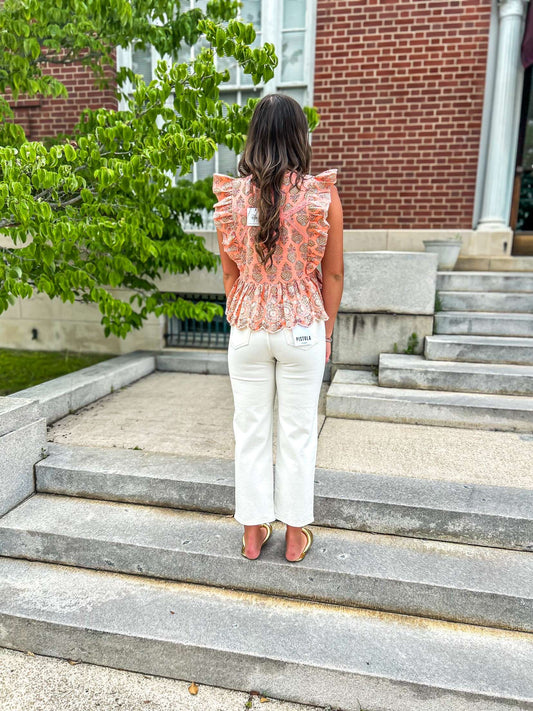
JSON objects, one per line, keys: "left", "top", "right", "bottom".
{"left": 241, "top": 522, "right": 273, "bottom": 559}
{"left": 286, "top": 526, "right": 313, "bottom": 562}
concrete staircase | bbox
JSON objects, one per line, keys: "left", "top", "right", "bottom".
{"left": 0, "top": 442, "right": 532, "bottom": 710}
{"left": 327, "top": 271, "right": 533, "bottom": 431}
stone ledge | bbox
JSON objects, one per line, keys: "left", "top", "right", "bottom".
{"left": 9, "top": 351, "right": 156, "bottom": 424}
{"left": 0, "top": 417, "right": 46, "bottom": 517}
{"left": 0, "top": 396, "right": 42, "bottom": 438}
{"left": 340, "top": 251, "right": 438, "bottom": 314}
{"left": 334, "top": 313, "right": 433, "bottom": 366}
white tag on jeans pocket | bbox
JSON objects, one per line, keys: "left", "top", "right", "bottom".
{"left": 292, "top": 324, "right": 314, "bottom": 346}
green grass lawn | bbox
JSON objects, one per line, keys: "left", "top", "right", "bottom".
{"left": 0, "top": 348, "right": 116, "bottom": 396}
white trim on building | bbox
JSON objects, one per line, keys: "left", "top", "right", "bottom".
{"left": 476, "top": 0, "right": 530, "bottom": 232}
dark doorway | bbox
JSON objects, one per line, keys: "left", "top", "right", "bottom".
{"left": 511, "top": 64, "right": 533, "bottom": 255}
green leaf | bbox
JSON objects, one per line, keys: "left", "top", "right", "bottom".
{"left": 108, "top": 270, "right": 122, "bottom": 287}
{"left": 64, "top": 143, "right": 76, "bottom": 161}
{"left": 41, "top": 245, "right": 55, "bottom": 267}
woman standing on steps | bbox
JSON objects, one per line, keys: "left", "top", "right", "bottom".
{"left": 212, "top": 93, "right": 344, "bottom": 562}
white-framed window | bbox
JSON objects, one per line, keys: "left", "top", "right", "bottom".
{"left": 116, "top": 0, "right": 316, "bottom": 225}
{"left": 118, "top": 1, "right": 317, "bottom": 163}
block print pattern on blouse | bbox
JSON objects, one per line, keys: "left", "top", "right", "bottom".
{"left": 212, "top": 168, "right": 337, "bottom": 333}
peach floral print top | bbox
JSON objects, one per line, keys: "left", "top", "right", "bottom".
{"left": 212, "top": 168, "right": 337, "bottom": 333}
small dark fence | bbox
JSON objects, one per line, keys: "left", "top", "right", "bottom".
{"left": 164, "top": 292, "right": 230, "bottom": 349}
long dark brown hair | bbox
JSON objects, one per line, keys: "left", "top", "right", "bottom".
{"left": 237, "top": 93, "right": 312, "bottom": 268}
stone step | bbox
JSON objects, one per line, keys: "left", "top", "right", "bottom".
{"left": 434, "top": 311, "right": 533, "bottom": 338}
{"left": 156, "top": 348, "right": 332, "bottom": 380}
{"left": 1, "top": 557, "right": 532, "bottom": 711}
{"left": 424, "top": 335, "right": 533, "bottom": 365}
{"left": 36, "top": 443, "right": 533, "bottom": 550}
{"left": 438, "top": 291, "right": 533, "bottom": 313}
{"left": 156, "top": 348, "right": 229, "bottom": 375}
{"left": 436, "top": 271, "right": 533, "bottom": 293}
{"left": 378, "top": 354, "right": 533, "bottom": 397}
{"left": 1, "top": 494, "right": 531, "bottom": 632}
{"left": 326, "top": 369, "right": 533, "bottom": 435}
{"left": 456, "top": 256, "right": 533, "bottom": 272}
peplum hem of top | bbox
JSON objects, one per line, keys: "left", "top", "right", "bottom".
{"left": 225, "top": 274, "right": 329, "bottom": 333}
{"left": 212, "top": 169, "right": 338, "bottom": 274}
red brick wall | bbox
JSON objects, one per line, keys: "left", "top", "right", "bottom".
{"left": 9, "top": 54, "right": 117, "bottom": 141}
{"left": 312, "top": 0, "right": 492, "bottom": 229}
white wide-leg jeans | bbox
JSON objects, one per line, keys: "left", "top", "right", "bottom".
{"left": 227, "top": 318, "right": 326, "bottom": 527}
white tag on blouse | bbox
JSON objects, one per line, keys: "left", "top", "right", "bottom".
{"left": 247, "top": 207, "right": 259, "bottom": 226}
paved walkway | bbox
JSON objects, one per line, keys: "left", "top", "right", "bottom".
{"left": 0, "top": 647, "right": 321, "bottom": 711}
{"left": 47, "top": 370, "right": 533, "bottom": 488}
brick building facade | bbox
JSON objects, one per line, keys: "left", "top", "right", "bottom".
{"left": 10, "top": 60, "right": 117, "bottom": 142}
{"left": 312, "top": 0, "right": 492, "bottom": 231}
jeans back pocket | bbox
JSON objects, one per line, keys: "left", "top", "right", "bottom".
{"left": 229, "top": 326, "right": 252, "bottom": 349}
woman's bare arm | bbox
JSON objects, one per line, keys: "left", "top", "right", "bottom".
{"left": 320, "top": 184, "right": 344, "bottom": 341}
{"left": 216, "top": 228, "right": 240, "bottom": 298}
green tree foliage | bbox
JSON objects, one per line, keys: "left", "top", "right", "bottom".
{"left": 0, "top": 0, "right": 320, "bottom": 337}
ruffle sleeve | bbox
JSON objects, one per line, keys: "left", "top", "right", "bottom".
{"left": 315, "top": 168, "right": 338, "bottom": 187}
{"left": 212, "top": 173, "right": 242, "bottom": 267}
{"left": 305, "top": 168, "right": 338, "bottom": 277}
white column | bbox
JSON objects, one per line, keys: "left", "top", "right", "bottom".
{"left": 478, "top": 0, "right": 529, "bottom": 230}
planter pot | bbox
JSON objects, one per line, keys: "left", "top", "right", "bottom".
{"left": 423, "top": 240, "right": 462, "bottom": 270}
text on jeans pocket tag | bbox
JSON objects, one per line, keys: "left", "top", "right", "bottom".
{"left": 292, "top": 324, "right": 315, "bottom": 346}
